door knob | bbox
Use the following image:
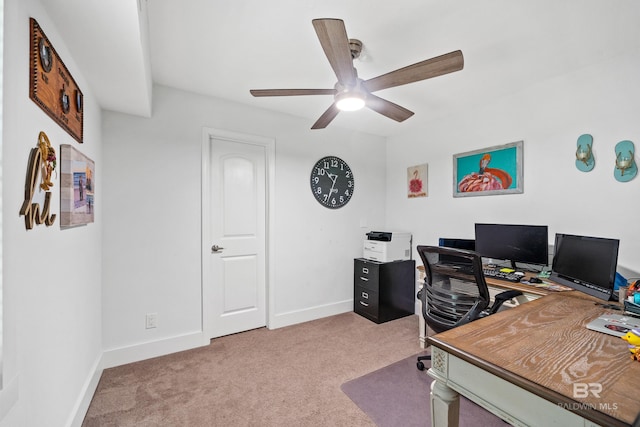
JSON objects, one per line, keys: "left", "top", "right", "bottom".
{"left": 211, "top": 245, "right": 224, "bottom": 253}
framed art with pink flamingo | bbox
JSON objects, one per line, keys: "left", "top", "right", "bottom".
{"left": 453, "top": 140, "right": 523, "bottom": 197}
{"left": 407, "top": 163, "right": 428, "bottom": 198}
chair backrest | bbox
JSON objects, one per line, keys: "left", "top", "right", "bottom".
{"left": 416, "top": 245, "right": 491, "bottom": 334}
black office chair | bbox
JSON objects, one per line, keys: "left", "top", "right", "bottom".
{"left": 416, "top": 245, "right": 522, "bottom": 370}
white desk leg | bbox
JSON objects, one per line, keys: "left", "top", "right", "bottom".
{"left": 514, "top": 294, "right": 529, "bottom": 305}
{"left": 430, "top": 378, "right": 460, "bottom": 427}
{"left": 418, "top": 281, "right": 428, "bottom": 348}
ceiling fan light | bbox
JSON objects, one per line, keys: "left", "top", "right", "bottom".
{"left": 335, "top": 91, "right": 365, "bottom": 111}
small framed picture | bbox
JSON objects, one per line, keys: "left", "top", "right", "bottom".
{"left": 60, "top": 144, "right": 95, "bottom": 228}
{"left": 407, "top": 164, "right": 428, "bottom": 198}
{"left": 453, "top": 140, "right": 523, "bottom": 197}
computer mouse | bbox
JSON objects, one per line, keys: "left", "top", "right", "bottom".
{"left": 529, "top": 277, "right": 542, "bottom": 284}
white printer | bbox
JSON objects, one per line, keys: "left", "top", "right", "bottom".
{"left": 363, "top": 231, "right": 412, "bottom": 262}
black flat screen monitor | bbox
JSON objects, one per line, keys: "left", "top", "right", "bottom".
{"left": 438, "top": 238, "right": 475, "bottom": 266}
{"left": 474, "top": 223, "right": 549, "bottom": 268}
{"left": 550, "top": 233, "right": 619, "bottom": 301}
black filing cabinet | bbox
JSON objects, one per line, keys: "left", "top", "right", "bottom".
{"left": 354, "top": 258, "right": 416, "bottom": 324}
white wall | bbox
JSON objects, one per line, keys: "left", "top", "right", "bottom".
{"left": 385, "top": 49, "right": 640, "bottom": 275}
{"left": 5, "top": 2, "right": 638, "bottom": 425}
{"left": 1, "top": 0, "right": 103, "bottom": 426}
{"left": 100, "top": 85, "right": 387, "bottom": 363}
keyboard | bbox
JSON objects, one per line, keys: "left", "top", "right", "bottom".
{"left": 483, "top": 268, "right": 523, "bottom": 283}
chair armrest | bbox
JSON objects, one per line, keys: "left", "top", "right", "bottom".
{"left": 489, "top": 289, "right": 523, "bottom": 314}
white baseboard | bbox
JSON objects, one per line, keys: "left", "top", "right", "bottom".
{"left": 100, "top": 331, "right": 206, "bottom": 369}
{"left": 268, "top": 299, "right": 353, "bottom": 329}
{"left": 67, "top": 355, "right": 102, "bottom": 427}
{"left": 101, "top": 303, "right": 356, "bottom": 367}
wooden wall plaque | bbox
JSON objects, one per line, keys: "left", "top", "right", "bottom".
{"left": 29, "top": 18, "right": 84, "bottom": 143}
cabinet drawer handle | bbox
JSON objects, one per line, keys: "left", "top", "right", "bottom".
{"left": 360, "top": 277, "right": 369, "bottom": 281}
{"left": 361, "top": 292, "right": 368, "bottom": 299}
{"left": 359, "top": 301, "right": 369, "bottom": 307}
{"left": 362, "top": 268, "right": 369, "bottom": 274}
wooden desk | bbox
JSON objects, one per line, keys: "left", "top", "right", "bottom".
{"left": 427, "top": 291, "right": 640, "bottom": 427}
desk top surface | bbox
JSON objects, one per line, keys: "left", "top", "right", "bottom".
{"left": 428, "top": 291, "right": 640, "bottom": 426}
{"left": 416, "top": 264, "right": 571, "bottom": 296}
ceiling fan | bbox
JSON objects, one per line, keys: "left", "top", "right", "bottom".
{"left": 250, "top": 18, "right": 464, "bottom": 130}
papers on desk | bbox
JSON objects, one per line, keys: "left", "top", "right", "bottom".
{"left": 586, "top": 313, "right": 640, "bottom": 337}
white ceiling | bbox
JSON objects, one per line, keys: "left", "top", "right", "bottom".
{"left": 39, "top": 0, "right": 640, "bottom": 137}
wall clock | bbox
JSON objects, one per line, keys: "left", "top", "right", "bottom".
{"left": 310, "top": 156, "right": 354, "bottom": 209}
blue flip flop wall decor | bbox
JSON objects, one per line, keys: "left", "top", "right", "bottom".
{"left": 614, "top": 140, "right": 637, "bottom": 182}
{"left": 575, "top": 134, "right": 595, "bottom": 172}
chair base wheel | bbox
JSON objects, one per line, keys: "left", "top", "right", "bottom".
{"left": 417, "top": 361, "right": 425, "bottom": 371}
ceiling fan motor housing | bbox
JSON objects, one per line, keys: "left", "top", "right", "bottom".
{"left": 349, "top": 39, "right": 362, "bottom": 59}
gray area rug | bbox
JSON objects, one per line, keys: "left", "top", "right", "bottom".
{"left": 341, "top": 353, "right": 509, "bottom": 427}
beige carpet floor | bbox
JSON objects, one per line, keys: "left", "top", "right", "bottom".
{"left": 82, "top": 312, "right": 423, "bottom": 426}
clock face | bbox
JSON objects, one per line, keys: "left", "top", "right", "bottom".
{"left": 310, "top": 156, "right": 354, "bottom": 209}
{"left": 38, "top": 37, "right": 52, "bottom": 73}
{"left": 60, "top": 90, "right": 70, "bottom": 113}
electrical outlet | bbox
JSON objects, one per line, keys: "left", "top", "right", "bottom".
{"left": 145, "top": 313, "right": 157, "bottom": 329}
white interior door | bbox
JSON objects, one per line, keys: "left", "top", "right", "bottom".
{"left": 205, "top": 132, "right": 269, "bottom": 339}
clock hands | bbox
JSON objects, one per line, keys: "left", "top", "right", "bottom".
{"left": 326, "top": 172, "right": 339, "bottom": 201}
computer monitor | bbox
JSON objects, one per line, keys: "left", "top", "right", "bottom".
{"left": 550, "top": 233, "right": 619, "bottom": 301}
{"left": 474, "top": 223, "right": 549, "bottom": 269}
{"left": 438, "top": 238, "right": 475, "bottom": 266}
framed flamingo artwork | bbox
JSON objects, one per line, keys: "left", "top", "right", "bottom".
{"left": 407, "top": 163, "right": 428, "bottom": 198}
{"left": 453, "top": 140, "right": 523, "bottom": 197}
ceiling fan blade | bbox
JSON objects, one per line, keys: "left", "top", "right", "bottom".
{"left": 366, "top": 94, "right": 414, "bottom": 122}
{"left": 364, "top": 50, "right": 464, "bottom": 93}
{"left": 312, "top": 18, "right": 357, "bottom": 86}
{"left": 250, "top": 89, "right": 335, "bottom": 97}
{"left": 311, "top": 103, "right": 340, "bottom": 129}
